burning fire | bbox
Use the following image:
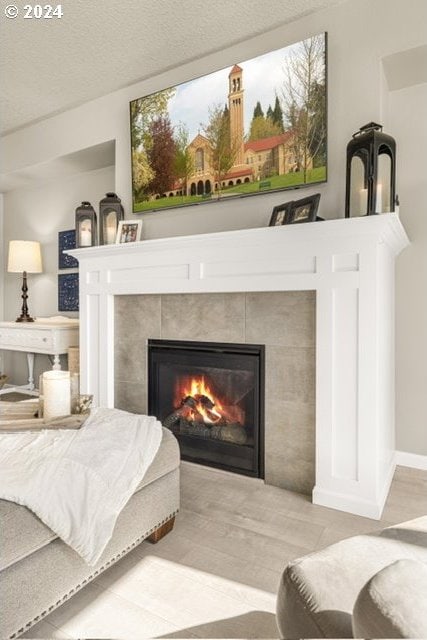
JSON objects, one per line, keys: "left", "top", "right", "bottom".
{"left": 174, "top": 375, "right": 224, "bottom": 424}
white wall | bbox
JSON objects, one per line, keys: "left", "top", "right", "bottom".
{"left": 0, "top": 194, "right": 3, "bottom": 320}
{"left": 0, "top": 195, "right": 4, "bottom": 376}
{"left": 387, "top": 83, "right": 427, "bottom": 455}
{"left": 1, "top": 0, "right": 426, "bottom": 454}
{"left": 2, "top": 165, "right": 114, "bottom": 384}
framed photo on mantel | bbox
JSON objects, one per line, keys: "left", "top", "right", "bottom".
{"left": 269, "top": 193, "right": 321, "bottom": 227}
{"left": 116, "top": 220, "right": 143, "bottom": 244}
{"left": 269, "top": 202, "right": 293, "bottom": 226}
{"left": 288, "top": 193, "right": 321, "bottom": 223}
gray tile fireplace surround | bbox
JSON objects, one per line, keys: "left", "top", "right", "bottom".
{"left": 115, "top": 291, "right": 315, "bottom": 494}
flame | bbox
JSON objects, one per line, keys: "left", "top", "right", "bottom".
{"left": 175, "top": 375, "right": 223, "bottom": 424}
{"left": 173, "top": 374, "right": 245, "bottom": 427}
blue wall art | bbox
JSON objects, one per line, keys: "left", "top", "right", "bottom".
{"left": 58, "top": 229, "right": 79, "bottom": 269}
{"left": 58, "top": 273, "right": 79, "bottom": 312}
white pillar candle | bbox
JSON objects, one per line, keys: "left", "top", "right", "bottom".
{"left": 359, "top": 188, "right": 368, "bottom": 215}
{"left": 105, "top": 211, "right": 117, "bottom": 244}
{"left": 106, "top": 223, "right": 116, "bottom": 244}
{"left": 376, "top": 184, "right": 383, "bottom": 213}
{"left": 43, "top": 371, "right": 71, "bottom": 420}
{"left": 80, "top": 225, "right": 92, "bottom": 247}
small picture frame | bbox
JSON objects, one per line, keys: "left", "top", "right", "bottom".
{"left": 116, "top": 220, "right": 143, "bottom": 244}
{"left": 269, "top": 201, "right": 294, "bottom": 226}
{"left": 288, "top": 194, "right": 321, "bottom": 224}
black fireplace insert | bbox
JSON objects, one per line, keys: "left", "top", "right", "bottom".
{"left": 148, "top": 339, "right": 264, "bottom": 477}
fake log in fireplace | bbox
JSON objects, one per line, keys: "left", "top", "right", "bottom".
{"left": 148, "top": 340, "right": 264, "bottom": 477}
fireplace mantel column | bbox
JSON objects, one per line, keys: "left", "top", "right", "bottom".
{"left": 314, "top": 239, "right": 388, "bottom": 517}
{"left": 68, "top": 214, "right": 409, "bottom": 519}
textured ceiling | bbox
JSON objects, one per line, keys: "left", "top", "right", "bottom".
{"left": 0, "top": 0, "right": 342, "bottom": 135}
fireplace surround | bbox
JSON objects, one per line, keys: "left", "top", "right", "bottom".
{"left": 114, "top": 291, "right": 315, "bottom": 494}
{"left": 68, "top": 214, "right": 409, "bottom": 519}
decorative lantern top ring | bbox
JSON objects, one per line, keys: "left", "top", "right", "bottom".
{"left": 352, "top": 122, "right": 383, "bottom": 138}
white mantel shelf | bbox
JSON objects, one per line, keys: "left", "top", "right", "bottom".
{"left": 68, "top": 213, "right": 409, "bottom": 519}
{"left": 70, "top": 212, "right": 407, "bottom": 261}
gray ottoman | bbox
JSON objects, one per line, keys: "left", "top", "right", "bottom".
{"left": 353, "top": 558, "right": 427, "bottom": 638}
{"left": 276, "top": 516, "right": 427, "bottom": 638}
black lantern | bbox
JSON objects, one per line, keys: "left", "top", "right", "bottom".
{"left": 99, "top": 192, "right": 124, "bottom": 245}
{"left": 345, "top": 122, "right": 396, "bottom": 218}
{"left": 75, "top": 201, "right": 97, "bottom": 248}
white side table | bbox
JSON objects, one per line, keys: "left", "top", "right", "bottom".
{"left": 0, "top": 319, "right": 79, "bottom": 396}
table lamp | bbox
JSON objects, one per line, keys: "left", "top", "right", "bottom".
{"left": 7, "top": 240, "right": 43, "bottom": 322}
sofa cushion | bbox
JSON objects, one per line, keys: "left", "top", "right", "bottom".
{"left": 0, "top": 500, "right": 56, "bottom": 572}
{"left": 352, "top": 558, "right": 427, "bottom": 638}
{"left": 276, "top": 516, "right": 427, "bottom": 639}
{"left": 0, "top": 427, "right": 179, "bottom": 571}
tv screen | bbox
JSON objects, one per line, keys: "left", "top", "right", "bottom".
{"left": 130, "top": 32, "right": 327, "bottom": 213}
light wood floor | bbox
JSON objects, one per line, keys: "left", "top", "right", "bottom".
{"left": 24, "top": 462, "right": 427, "bottom": 639}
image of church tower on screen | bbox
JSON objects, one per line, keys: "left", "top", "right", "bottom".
{"left": 182, "top": 64, "right": 296, "bottom": 198}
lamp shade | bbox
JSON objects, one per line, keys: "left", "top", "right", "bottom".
{"left": 8, "top": 241, "right": 43, "bottom": 273}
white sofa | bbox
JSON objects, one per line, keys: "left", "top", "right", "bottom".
{"left": 276, "top": 515, "right": 427, "bottom": 638}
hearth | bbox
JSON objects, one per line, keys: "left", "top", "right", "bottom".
{"left": 148, "top": 339, "right": 264, "bottom": 477}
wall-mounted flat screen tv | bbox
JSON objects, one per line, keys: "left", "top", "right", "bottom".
{"left": 130, "top": 32, "right": 327, "bottom": 213}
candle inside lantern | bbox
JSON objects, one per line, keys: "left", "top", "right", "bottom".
{"left": 105, "top": 210, "right": 117, "bottom": 244}
{"left": 80, "top": 221, "right": 92, "bottom": 247}
{"left": 43, "top": 370, "right": 71, "bottom": 420}
{"left": 376, "top": 184, "right": 383, "bottom": 213}
{"left": 106, "top": 223, "right": 116, "bottom": 244}
{"left": 359, "top": 188, "right": 368, "bottom": 215}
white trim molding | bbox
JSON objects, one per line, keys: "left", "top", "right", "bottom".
{"left": 68, "top": 213, "right": 409, "bottom": 520}
{"left": 396, "top": 450, "right": 427, "bottom": 471}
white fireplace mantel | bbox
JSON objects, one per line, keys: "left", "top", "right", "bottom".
{"left": 69, "top": 213, "right": 409, "bottom": 519}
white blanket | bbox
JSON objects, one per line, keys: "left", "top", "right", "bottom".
{"left": 0, "top": 407, "right": 162, "bottom": 565}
